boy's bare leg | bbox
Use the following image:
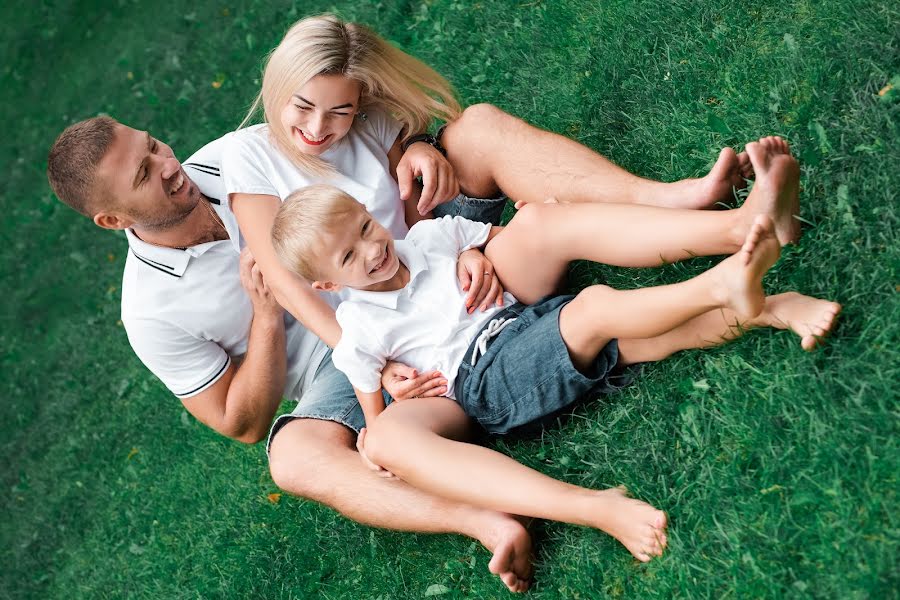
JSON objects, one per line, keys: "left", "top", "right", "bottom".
{"left": 268, "top": 419, "right": 533, "bottom": 593}
{"left": 442, "top": 103, "right": 753, "bottom": 209}
{"left": 483, "top": 139, "right": 800, "bottom": 304}
{"left": 558, "top": 216, "right": 780, "bottom": 370}
{"left": 365, "top": 397, "right": 668, "bottom": 563}
{"left": 619, "top": 292, "right": 842, "bottom": 363}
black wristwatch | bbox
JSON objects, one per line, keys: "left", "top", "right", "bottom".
{"left": 401, "top": 133, "right": 447, "bottom": 157}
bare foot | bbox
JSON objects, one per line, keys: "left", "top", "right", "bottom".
{"left": 479, "top": 514, "right": 534, "bottom": 593}
{"left": 714, "top": 215, "right": 780, "bottom": 318}
{"left": 740, "top": 137, "right": 801, "bottom": 245}
{"left": 696, "top": 147, "right": 750, "bottom": 207}
{"left": 758, "top": 292, "right": 841, "bottom": 350}
{"left": 586, "top": 486, "right": 668, "bottom": 562}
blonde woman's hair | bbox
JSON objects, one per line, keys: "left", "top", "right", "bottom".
{"left": 272, "top": 184, "right": 363, "bottom": 281}
{"left": 241, "top": 14, "right": 461, "bottom": 175}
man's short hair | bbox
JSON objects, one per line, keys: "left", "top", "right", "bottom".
{"left": 47, "top": 116, "right": 118, "bottom": 217}
{"left": 272, "top": 184, "right": 363, "bottom": 281}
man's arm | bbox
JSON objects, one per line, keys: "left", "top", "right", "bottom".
{"left": 181, "top": 249, "right": 287, "bottom": 444}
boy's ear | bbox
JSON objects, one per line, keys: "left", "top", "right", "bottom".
{"left": 311, "top": 280, "right": 342, "bottom": 293}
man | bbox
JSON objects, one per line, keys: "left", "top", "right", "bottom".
{"left": 47, "top": 107, "right": 759, "bottom": 592}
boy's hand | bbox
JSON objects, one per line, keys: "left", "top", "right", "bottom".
{"left": 458, "top": 248, "right": 504, "bottom": 313}
{"left": 239, "top": 248, "right": 283, "bottom": 319}
{"left": 382, "top": 361, "right": 448, "bottom": 399}
{"left": 396, "top": 142, "right": 460, "bottom": 215}
{"left": 356, "top": 428, "right": 396, "bottom": 479}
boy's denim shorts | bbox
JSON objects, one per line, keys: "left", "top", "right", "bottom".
{"left": 433, "top": 193, "right": 507, "bottom": 226}
{"left": 265, "top": 350, "right": 386, "bottom": 458}
{"left": 455, "top": 295, "right": 627, "bottom": 435}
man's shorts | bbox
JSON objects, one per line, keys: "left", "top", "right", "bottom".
{"left": 433, "top": 193, "right": 508, "bottom": 226}
{"left": 265, "top": 350, "right": 375, "bottom": 458}
{"left": 455, "top": 295, "right": 627, "bottom": 435}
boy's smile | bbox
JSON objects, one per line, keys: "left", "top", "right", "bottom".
{"left": 314, "top": 203, "right": 408, "bottom": 293}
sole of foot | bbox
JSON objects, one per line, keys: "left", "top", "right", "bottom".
{"left": 484, "top": 516, "right": 533, "bottom": 593}
{"left": 717, "top": 214, "right": 780, "bottom": 318}
{"left": 742, "top": 137, "right": 801, "bottom": 245}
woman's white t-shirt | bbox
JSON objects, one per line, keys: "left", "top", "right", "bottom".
{"left": 221, "top": 108, "right": 408, "bottom": 247}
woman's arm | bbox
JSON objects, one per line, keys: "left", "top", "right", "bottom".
{"left": 230, "top": 192, "right": 342, "bottom": 348}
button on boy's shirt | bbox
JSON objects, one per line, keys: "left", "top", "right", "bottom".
{"left": 333, "top": 216, "right": 517, "bottom": 397}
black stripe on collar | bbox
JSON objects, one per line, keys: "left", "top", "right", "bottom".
{"left": 130, "top": 249, "right": 181, "bottom": 278}
{"left": 185, "top": 164, "right": 220, "bottom": 178}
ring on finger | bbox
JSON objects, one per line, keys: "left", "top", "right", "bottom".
{"left": 483, "top": 271, "right": 491, "bottom": 276}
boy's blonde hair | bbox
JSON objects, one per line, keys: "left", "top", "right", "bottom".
{"left": 240, "top": 14, "right": 461, "bottom": 176}
{"left": 272, "top": 184, "right": 363, "bottom": 281}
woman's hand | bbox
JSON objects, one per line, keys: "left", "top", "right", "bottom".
{"left": 396, "top": 142, "right": 460, "bottom": 215}
{"left": 458, "top": 248, "right": 504, "bottom": 313}
{"left": 356, "top": 428, "right": 396, "bottom": 479}
{"left": 382, "top": 361, "right": 448, "bottom": 400}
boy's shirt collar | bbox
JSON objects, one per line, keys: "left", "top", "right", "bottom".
{"left": 342, "top": 240, "right": 427, "bottom": 309}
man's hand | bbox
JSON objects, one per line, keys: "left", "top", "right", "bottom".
{"left": 356, "top": 428, "right": 396, "bottom": 479}
{"left": 239, "top": 247, "right": 282, "bottom": 319}
{"left": 396, "top": 142, "right": 460, "bottom": 216}
{"left": 458, "top": 248, "right": 504, "bottom": 314}
{"left": 382, "top": 361, "right": 448, "bottom": 400}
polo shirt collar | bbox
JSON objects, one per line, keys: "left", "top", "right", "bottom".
{"left": 125, "top": 221, "right": 229, "bottom": 278}
{"left": 342, "top": 240, "right": 428, "bottom": 309}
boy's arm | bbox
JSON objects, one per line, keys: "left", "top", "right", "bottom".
{"left": 353, "top": 386, "right": 395, "bottom": 477}
{"left": 355, "top": 387, "right": 387, "bottom": 430}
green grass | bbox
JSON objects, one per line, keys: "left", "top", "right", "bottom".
{"left": 2, "top": 0, "right": 898, "bottom": 598}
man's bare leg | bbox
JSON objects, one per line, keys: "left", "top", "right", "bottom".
{"left": 442, "top": 104, "right": 754, "bottom": 209}
{"left": 268, "top": 419, "right": 533, "bottom": 593}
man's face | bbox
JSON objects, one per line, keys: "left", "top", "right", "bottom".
{"left": 314, "top": 203, "right": 400, "bottom": 292}
{"left": 94, "top": 123, "right": 201, "bottom": 230}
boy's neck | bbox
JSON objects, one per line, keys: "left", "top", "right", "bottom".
{"left": 359, "top": 260, "right": 410, "bottom": 293}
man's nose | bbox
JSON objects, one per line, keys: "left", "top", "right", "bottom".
{"left": 159, "top": 156, "right": 182, "bottom": 180}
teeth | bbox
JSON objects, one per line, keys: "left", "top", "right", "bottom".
{"left": 170, "top": 172, "right": 184, "bottom": 195}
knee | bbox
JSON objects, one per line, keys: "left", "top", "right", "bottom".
{"left": 459, "top": 103, "right": 505, "bottom": 127}
{"left": 360, "top": 416, "right": 403, "bottom": 470}
{"left": 443, "top": 103, "right": 507, "bottom": 147}
{"left": 267, "top": 420, "right": 351, "bottom": 499}
{"left": 506, "top": 202, "right": 549, "bottom": 246}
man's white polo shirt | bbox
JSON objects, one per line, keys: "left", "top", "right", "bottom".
{"left": 120, "top": 135, "right": 328, "bottom": 400}
{"left": 332, "top": 216, "right": 516, "bottom": 398}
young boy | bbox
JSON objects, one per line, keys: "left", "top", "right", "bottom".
{"left": 269, "top": 148, "right": 839, "bottom": 564}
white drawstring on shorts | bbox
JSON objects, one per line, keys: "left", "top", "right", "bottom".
{"left": 470, "top": 317, "right": 517, "bottom": 366}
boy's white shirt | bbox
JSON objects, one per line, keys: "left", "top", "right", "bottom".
{"left": 333, "top": 216, "right": 517, "bottom": 397}
{"left": 220, "top": 109, "right": 409, "bottom": 253}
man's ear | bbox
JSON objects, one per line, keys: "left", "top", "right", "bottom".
{"left": 93, "top": 212, "right": 132, "bottom": 231}
{"left": 311, "top": 280, "right": 342, "bottom": 293}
